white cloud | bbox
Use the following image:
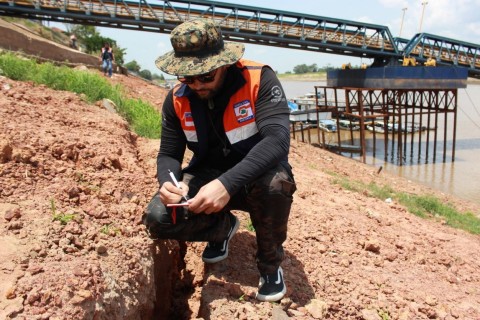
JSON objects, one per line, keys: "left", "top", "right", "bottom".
{"left": 420, "top": 0, "right": 480, "bottom": 43}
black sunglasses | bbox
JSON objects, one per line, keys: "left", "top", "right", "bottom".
{"left": 177, "top": 69, "right": 218, "bottom": 84}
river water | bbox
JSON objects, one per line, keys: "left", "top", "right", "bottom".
{"left": 281, "top": 80, "right": 480, "bottom": 206}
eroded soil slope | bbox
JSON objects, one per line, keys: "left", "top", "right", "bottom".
{"left": 0, "top": 75, "right": 166, "bottom": 319}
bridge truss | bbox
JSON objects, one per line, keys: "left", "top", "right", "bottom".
{"left": 0, "top": 0, "right": 479, "bottom": 77}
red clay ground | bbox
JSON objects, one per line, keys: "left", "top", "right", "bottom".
{"left": 2, "top": 70, "right": 480, "bottom": 319}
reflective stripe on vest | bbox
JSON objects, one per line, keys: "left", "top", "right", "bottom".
{"left": 177, "top": 111, "right": 198, "bottom": 142}
{"left": 173, "top": 59, "right": 263, "bottom": 145}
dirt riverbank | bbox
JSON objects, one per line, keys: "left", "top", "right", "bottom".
{"left": 1, "top": 18, "right": 480, "bottom": 320}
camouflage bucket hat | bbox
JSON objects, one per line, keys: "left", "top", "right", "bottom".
{"left": 155, "top": 18, "right": 245, "bottom": 76}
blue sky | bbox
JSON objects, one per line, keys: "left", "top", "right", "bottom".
{"left": 94, "top": 0, "right": 480, "bottom": 76}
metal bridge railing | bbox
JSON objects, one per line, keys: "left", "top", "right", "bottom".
{"left": 0, "top": 0, "right": 399, "bottom": 57}
{"left": 403, "top": 33, "right": 480, "bottom": 74}
{"left": 1, "top": 0, "right": 479, "bottom": 76}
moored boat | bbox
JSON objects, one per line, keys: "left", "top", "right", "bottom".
{"left": 338, "top": 119, "right": 361, "bottom": 131}
{"left": 318, "top": 119, "right": 337, "bottom": 132}
{"left": 366, "top": 121, "right": 427, "bottom": 133}
{"left": 292, "top": 92, "right": 323, "bottom": 111}
{"left": 289, "top": 92, "right": 332, "bottom": 125}
{"left": 366, "top": 121, "right": 388, "bottom": 133}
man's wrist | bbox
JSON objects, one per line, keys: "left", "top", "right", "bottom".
{"left": 217, "top": 176, "right": 234, "bottom": 196}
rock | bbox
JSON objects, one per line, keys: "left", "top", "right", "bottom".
{"left": 361, "top": 309, "right": 382, "bottom": 320}
{"left": 272, "top": 305, "right": 290, "bottom": 320}
{"left": 27, "top": 265, "right": 44, "bottom": 275}
{"left": 7, "top": 221, "right": 24, "bottom": 230}
{"left": 2, "top": 297, "right": 24, "bottom": 318}
{"left": 96, "top": 245, "right": 107, "bottom": 254}
{"left": 5, "top": 286, "right": 17, "bottom": 299}
{"left": 305, "top": 299, "right": 328, "bottom": 319}
{"left": 0, "top": 138, "right": 13, "bottom": 163}
{"left": 226, "top": 283, "right": 244, "bottom": 298}
{"left": 70, "top": 289, "right": 93, "bottom": 304}
{"left": 364, "top": 239, "right": 381, "bottom": 253}
{"left": 425, "top": 295, "right": 438, "bottom": 306}
{"left": 4, "top": 207, "right": 21, "bottom": 221}
{"left": 101, "top": 98, "right": 117, "bottom": 114}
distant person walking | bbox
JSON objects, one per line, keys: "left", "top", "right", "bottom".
{"left": 99, "top": 42, "right": 114, "bottom": 77}
{"left": 69, "top": 34, "right": 77, "bottom": 50}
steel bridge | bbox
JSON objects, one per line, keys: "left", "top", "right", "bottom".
{"left": 0, "top": 0, "right": 479, "bottom": 77}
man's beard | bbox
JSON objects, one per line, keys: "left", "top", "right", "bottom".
{"left": 192, "top": 69, "right": 226, "bottom": 100}
{"left": 193, "top": 88, "right": 218, "bottom": 100}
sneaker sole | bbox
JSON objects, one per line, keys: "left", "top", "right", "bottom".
{"left": 256, "top": 267, "right": 287, "bottom": 302}
{"left": 202, "top": 215, "right": 240, "bottom": 264}
{"left": 256, "top": 285, "right": 287, "bottom": 302}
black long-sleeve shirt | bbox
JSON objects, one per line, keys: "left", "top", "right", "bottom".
{"left": 156, "top": 64, "right": 291, "bottom": 196}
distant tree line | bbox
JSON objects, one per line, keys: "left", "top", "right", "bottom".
{"left": 290, "top": 62, "right": 366, "bottom": 74}
{"left": 291, "top": 63, "right": 337, "bottom": 74}
{"left": 68, "top": 25, "right": 125, "bottom": 65}
{"left": 123, "top": 60, "right": 164, "bottom": 81}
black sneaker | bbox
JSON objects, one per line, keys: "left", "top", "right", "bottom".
{"left": 202, "top": 214, "right": 239, "bottom": 263}
{"left": 256, "top": 267, "right": 287, "bottom": 302}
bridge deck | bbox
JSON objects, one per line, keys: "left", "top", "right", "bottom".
{"left": 0, "top": 0, "right": 478, "bottom": 77}
{"left": 327, "top": 66, "right": 468, "bottom": 89}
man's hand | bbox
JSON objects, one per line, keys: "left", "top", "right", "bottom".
{"left": 159, "top": 181, "right": 189, "bottom": 205}
{"left": 188, "top": 179, "right": 230, "bottom": 214}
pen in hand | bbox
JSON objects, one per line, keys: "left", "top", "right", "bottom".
{"left": 168, "top": 170, "right": 190, "bottom": 202}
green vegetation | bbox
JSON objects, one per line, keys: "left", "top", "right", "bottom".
{"left": 50, "top": 199, "right": 77, "bottom": 225}
{"left": 0, "top": 52, "right": 161, "bottom": 139}
{"left": 246, "top": 220, "right": 255, "bottom": 232}
{"left": 327, "top": 171, "right": 480, "bottom": 235}
{"left": 74, "top": 172, "right": 100, "bottom": 192}
{"left": 378, "top": 309, "right": 391, "bottom": 320}
{"left": 124, "top": 60, "right": 142, "bottom": 73}
{"left": 124, "top": 59, "right": 165, "bottom": 81}
{"left": 277, "top": 71, "right": 327, "bottom": 81}
{"left": 3, "top": 17, "right": 68, "bottom": 44}
{"left": 100, "top": 223, "right": 119, "bottom": 235}
{"left": 293, "top": 63, "right": 320, "bottom": 74}
{"left": 70, "top": 25, "right": 126, "bottom": 65}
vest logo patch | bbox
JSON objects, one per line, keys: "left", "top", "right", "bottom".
{"left": 184, "top": 112, "right": 194, "bottom": 127}
{"left": 234, "top": 100, "right": 254, "bottom": 123}
{"left": 270, "top": 85, "right": 284, "bottom": 103}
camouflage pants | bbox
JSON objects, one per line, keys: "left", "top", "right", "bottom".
{"left": 142, "top": 163, "right": 296, "bottom": 274}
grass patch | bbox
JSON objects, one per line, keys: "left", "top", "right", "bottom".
{"left": 100, "top": 223, "right": 120, "bottom": 236}
{"left": 378, "top": 309, "right": 391, "bottom": 320}
{"left": 50, "top": 199, "right": 77, "bottom": 225}
{"left": 327, "top": 171, "right": 480, "bottom": 235}
{"left": 246, "top": 220, "right": 255, "bottom": 232}
{"left": 0, "top": 52, "right": 161, "bottom": 138}
{"left": 277, "top": 71, "right": 327, "bottom": 81}
{"left": 74, "top": 171, "right": 101, "bottom": 192}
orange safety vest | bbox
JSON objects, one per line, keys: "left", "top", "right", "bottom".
{"left": 172, "top": 59, "right": 264, "bottom": 156}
